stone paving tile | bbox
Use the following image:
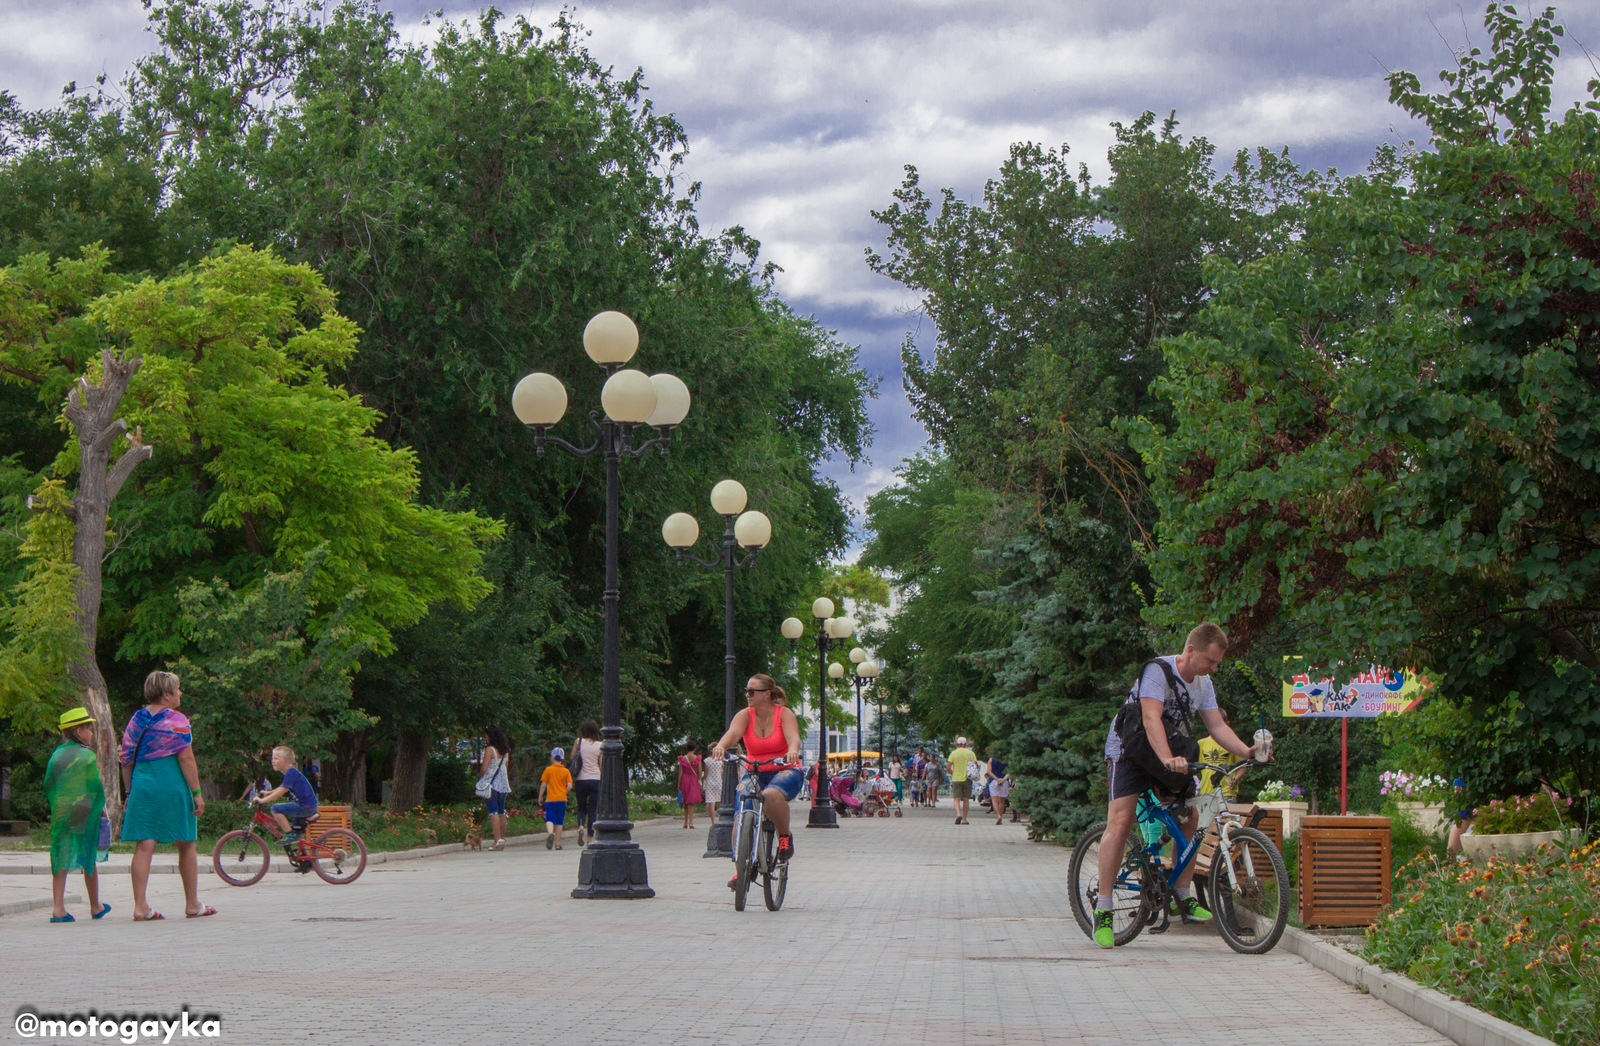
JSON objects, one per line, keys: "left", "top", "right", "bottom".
{"left": 1, "top": 803, "right": 1452, "bottom": 1045}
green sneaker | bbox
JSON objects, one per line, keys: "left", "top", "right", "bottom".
{"left": 1179, "top": 896, "right": 1212, "bottom": 922}
{"left": 1093, "top": 908, "right": 1115, "bottom": 948}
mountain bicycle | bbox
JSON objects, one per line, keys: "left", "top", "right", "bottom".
{"left": 212, "top": 802, "right": 368, "bottom": 886}
{"left": 729, "top": 756, "right": 791, "bottom": 912}
{"left": 1067, "top": 760, "right": 1288, "bottom": 954}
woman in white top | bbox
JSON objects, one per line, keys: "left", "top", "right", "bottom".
{"left": 569, "top": 720, "right": 603, "bottom": 845}
{"left": 476, "top": 726, "right": 513, "bottom": 851}
{"left": 888, "top": 756, "right": 904, "bottom": 802}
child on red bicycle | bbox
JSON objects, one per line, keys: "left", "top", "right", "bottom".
{"left": 253, "top": 745, "right": 319, "bottom": 843}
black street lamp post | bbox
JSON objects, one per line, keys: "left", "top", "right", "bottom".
{"left": 783, "top": 600, "right": 856, "bottom": 828}
{"left": 845, "top": 647, "right": 879, "bottom": 783}
{"left": 513, "top": 311, "right": 692, "bottom": 900}
{"left": 660, "top": 482, "right": 772, "bottom": 858}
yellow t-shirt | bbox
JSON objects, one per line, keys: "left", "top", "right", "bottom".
{"left": 1197, "top": 737, "right": 1237, "bottom": 798}
{"left": 541, "top": 764, "right": 572, "bottom": 802}
{"left": 948, "top": 748, "right": 976, "bottom": 783}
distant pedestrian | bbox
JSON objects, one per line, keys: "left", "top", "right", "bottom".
{"left": 119, "top": 671, "right": 214, "bottom": 920}
{"left": 570, "top": 720, "right": 602, "bottom": 845}
{"left": 540, "top": 748, "right": 573, "bottom": 850}
{"left": 45, "top": 707, "right": 107, "bottom": 923}
{"left": 888, "top": 755, "right": 904, "bottom": 801}
{"left": 948, "top": 737, "right": 976, "bottom": 825}
{"left": 475, "top": 727, "right": 513, "bottom": 851}
{"left": 922, "top": 753, "right": 943, "bottom": 807}
{"left": 703, "top": 746, "right": 725, "bottom": 821}
{"left": 987, "top": 748, "right": 1015, "bottom": 824}
{"left": 678, "top": 742, "right": 704, "bottom": 829}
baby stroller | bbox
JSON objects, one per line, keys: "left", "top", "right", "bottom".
{"left": 829, "top": 774, "right": 864, "bottom": 817}
{"left": 861, "top": 772, "right": 903, "bottom": 818}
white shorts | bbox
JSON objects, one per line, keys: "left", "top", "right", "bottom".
{"left": 989, "top": 779, "right": 1011, "bottom": 798}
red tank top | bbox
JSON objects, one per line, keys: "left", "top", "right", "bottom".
{"left": 742, "top": 706, "right": 794, "bottom": 770}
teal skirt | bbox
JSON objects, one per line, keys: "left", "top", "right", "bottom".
{"left": 121, "top": 755, "right": 197, "bottom": 843}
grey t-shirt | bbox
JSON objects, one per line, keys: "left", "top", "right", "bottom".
{"left": 1105, "top": 656, "right": 1218, "bottom": 761}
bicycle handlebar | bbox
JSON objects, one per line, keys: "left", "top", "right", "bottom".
{"left": 735, "top": 756, "right": 795, "bottom": 770}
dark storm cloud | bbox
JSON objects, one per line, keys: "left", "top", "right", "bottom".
{"left": 8, "top": 1, "right": 1600, "bottom": 529}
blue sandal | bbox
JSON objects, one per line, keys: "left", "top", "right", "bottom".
{"left": 92, "top": 903, "right": 111, "bottom": 919}
{"left": 50, "top": 912, "right": 75, "bottom": 923}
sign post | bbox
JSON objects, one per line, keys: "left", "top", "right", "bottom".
{"left": 1282, "top": 658, "right": 1433, "bottom": 815}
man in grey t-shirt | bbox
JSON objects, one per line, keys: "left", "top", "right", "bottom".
{"left": 1092, "top": 623, "right": 1260, "bottom": 948}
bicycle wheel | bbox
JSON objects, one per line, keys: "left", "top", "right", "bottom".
{"left": 1067, "top": 821, "right": 1148, "bottom": 946}
{"left": 310, "top": 829, "right": 368, "bottom": 885}
{"left": 1208, "top": 825, "right": 1288, "bottom": 954}
{"left": 212, "top": 830, "right": 270, "bottom": 886}
{"left": 733, "top": 808, "right": 757, "bottom": 912}
{"left": 761, "top": 824, "right": 788, "bottom": 911}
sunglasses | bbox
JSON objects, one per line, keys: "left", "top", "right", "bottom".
{"left": 744, "top": 687, "right": 770, "bottom": 695}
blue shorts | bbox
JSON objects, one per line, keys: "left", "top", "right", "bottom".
{"left": 271, "top": 801, "right": 317, "bottom": 821}
{"left": 544, "top": 801, "right": 567, "bottom": 825}
{"left": 756, "top": 769, "right": 804, "bottom": 802}
{"left": 484, "top": 791, "right": 508, "bottom": 816}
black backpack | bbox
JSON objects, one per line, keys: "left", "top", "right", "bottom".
{"left": 1112, "top": 659, "right": 1201, "bottom": 798}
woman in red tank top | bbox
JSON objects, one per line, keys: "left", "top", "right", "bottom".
{"left": 712, "top": 673, "right": 803, "bottom": 863}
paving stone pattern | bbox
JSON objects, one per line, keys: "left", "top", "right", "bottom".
{"left": 2, "top": 803, "right": 1451, "bottom": 1045}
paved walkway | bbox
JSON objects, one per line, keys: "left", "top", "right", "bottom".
{"left": 2, "top": 803, "right": 1450, "bottom": 1045}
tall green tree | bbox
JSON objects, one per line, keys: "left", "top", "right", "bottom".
{"left": 865, "top": 117, "right": 1325, "bottom": 838}
{"left": 1134, "top": 3, "right": 1600, "bottom": 800}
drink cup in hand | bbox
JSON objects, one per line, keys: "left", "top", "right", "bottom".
{"left": 1253, "top": 729, "right": 1273, "bottom": 762}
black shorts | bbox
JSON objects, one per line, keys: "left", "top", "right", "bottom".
{"left": 1110, "top": 758, "right": 1162, "bottom": 801}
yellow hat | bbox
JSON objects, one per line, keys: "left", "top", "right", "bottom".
{"left": 59, "top": 707, "right": 95, "bottom": 730}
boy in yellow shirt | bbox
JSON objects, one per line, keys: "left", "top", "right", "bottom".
{"left": 539, "top": 748, "right": 573, "bottom": 850}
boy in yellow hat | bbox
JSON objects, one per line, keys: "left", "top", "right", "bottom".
{"left": 44, "top": 707, "right": 109, "bottom": 922}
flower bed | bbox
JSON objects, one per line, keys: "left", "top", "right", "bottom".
{"left": 1364, "top": 844, "right": 1600, "bottom": 1045}
{"left": 1474, "top": 790, "right": 1574, "bottom": 835}
{"left": 1378, "top": 771, "right": 1451, "bottom": 805}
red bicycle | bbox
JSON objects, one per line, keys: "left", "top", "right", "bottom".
{"left": 212, "top": 803, "right": 367, "bottom": 886}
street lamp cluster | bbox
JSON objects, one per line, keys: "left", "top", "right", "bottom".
{"left": 515, "top": 310, "right": 881, "bottom": 897}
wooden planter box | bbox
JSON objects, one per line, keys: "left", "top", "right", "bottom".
{"left": 1299, "top": 815, "right": 1391, "bottom": 927}
{"left": 307, "top": 805, "right": 353, "bottom": 846}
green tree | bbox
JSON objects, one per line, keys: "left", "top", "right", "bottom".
{"left": 174, "top": 549, "right": 371, "bottom": 786}
{"left": 1134, "top": 4, "right": 1600, "bottom": 799}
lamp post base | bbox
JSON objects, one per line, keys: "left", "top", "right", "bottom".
{"left": 806, "top": 804, "right": 840, "bottom": 828}
{"left": 572, "top": 825, "right": 655, "bottom": 899}
{"left": 703, "top": 817, "right": 733, "bottom": 858}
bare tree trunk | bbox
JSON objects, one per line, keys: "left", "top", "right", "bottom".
{"left": 61, "top": 349, "right": 153, "bottom": 838}
{"left": 326, "top": 728, "right": 371, "bottom": 805}
{"left": 389, "top": 730, "right": 428, "bottom": 813}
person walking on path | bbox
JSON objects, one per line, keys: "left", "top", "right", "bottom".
{"left": 948, "top": 737, "right": 976, "bottom": 824}
{"left": 539, "top": 749, "right": 573, "bottom": 850}
{"left": 45, "top": 707, "right": 108, "bottom": 922}
{"left": 119, "top": 671, "right": 215, "bottom": 921}
{"left": 922, "top": 752, "right": 943, "bottom": 807}
{"left": 570, "top": 720, "right": 602, "bottom": 845}
{"left": 986, "top": 749, "right": 1015, "bottom": 824}
{"left": 678, "top": 742, "right": 705, "bottom": 828}
{"left": 888, "top": 755, "right": 904, "bottom": 802}
{"left": 701, "top": 742, "right": 724, "bottom": 822}
{"left": 476, "top": 727, "right": 513, "bottom": 851}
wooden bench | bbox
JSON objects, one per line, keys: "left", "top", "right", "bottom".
{"left": 304, "top": 804, "right": 352, "bottom": 846}
{"left": 1194, "top": 803, "right": 1283, "bottom": 882}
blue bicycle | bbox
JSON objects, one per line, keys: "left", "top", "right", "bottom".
{"left": 1068, "top": 760, "right": 1289, "bottom": 954}
{"left": 729, "top": 756, "right": 790, "bottom": 912}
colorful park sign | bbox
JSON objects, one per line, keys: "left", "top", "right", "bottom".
{"left": 1281, "top": 657, "right": 1434, "bottom": 718}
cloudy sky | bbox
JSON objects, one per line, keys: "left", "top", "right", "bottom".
{"left": 6, "top": 0, "right": 1600, "bottom": 544}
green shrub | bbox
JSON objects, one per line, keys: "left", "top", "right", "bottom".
{"left": 197, "top": 800, "right": 252, "bottom": 839}
{"left": 424, "top": 755, "right": 476, "bottom": 805}
{"left": 1364, "top": 844, "right": 1600, "bottom": 1045}
{"left": 1475, "top": 792, "right": 1575, "bottom": 835}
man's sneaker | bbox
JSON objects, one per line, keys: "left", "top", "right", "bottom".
{"left": 776, "top": 834, "right": 794, "bottom": 862}
{"left": 1179, "top": 896, "right": 1212, "bottom": 922}
{"left": 1093, "top": 908, "right": 1115, "bottom": 948}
